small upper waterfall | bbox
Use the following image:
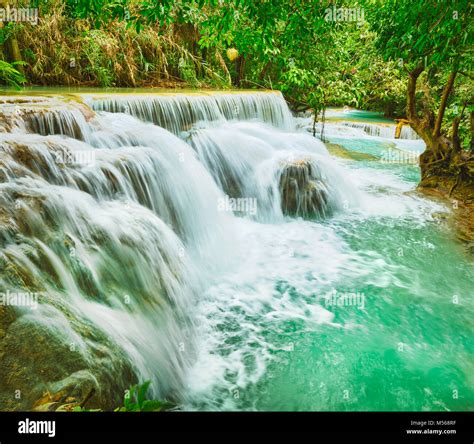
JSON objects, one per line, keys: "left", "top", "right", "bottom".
{"left": 0, "top": 90, "right": 358, "bottom": 410}
{"left": 23, "top": 108, "right": 91, "bottom": 141}
{"left": 3, "top": 95, "right": 94, "bottom": 140}
{"left": 83, "top": 91, "right": 295, "bottom": 134}
{"left": 339, "top": 121, "right": 420, "bottom": 140}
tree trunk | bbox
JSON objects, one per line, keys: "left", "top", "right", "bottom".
{"left": 406, "top": 63, "right": 424, "bottom": 126}
{"left": 0, "top": 0, "right": 24, "bottom": 73}
{"left": 433, "top": 70, "right": 457, "bottom": 138}
{"left": 384, "top": 101, "right": 396, "bottom": 118}
{"left": 258, "top": 60, "right": 272, "bottom": 82}
{"left": 405, "top": 63, "right": 464, "bottom": 195}
{"left": 215, "top": 50, "right": 231, "bottom": 86}
{"left": 235, "top": 55, "right": 246, "bottom": 87}
{"left": 394, "top": 119, "right": 409, "bottom": 139}
{"left": 9, "top": 39, "right": 22, "bottom": 65}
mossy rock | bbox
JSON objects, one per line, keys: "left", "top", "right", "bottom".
{"left": 0, "top": 302, "right": 137, "bottom": 411}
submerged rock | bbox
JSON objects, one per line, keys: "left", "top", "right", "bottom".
{"left": 279, "top": 159, "right": 330, "bottom": 219}
{"left": 325, "top": 142, "right": 378, "bottom": 161}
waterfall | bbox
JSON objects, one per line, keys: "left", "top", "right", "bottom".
{"left": 339, "top": 121, "right": 420, "bottom": 140}
{"left": 83, "top": 91, "right": 295, "bottom": 134}
{"left": 22, "top": 108, "right": 91, "bottom": 141}
{"left": 0, "top": 177, "right": 197, "bottom": 400}
{"left": 186, "top": 121, "right": 355, "bottom": 221}
{"left": 0, "top": 91, "right": 357, "bottom": 410}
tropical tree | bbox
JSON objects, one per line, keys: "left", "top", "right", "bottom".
{"left": 364, "top": 0, "right": 473, "bottom": 197}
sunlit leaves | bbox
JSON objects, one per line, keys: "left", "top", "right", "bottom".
{"left": 363, "top": 0, "right": 472, "bottom": 70}
{"left": 0, "top": 60, "right": 27, "bottom": 89}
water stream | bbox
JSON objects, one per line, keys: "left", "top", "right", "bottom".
{"left": 0, "top": 91, "right": 472, "bottom": 411}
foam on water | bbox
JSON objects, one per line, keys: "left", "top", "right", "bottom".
{"left": 181, "top": 169, "right": 448, "bottom": 409}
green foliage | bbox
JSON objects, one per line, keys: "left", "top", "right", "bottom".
{"left": 72, "top": 381, "right": 174, "bottom": 412}
{"left": 364, "top": 0, "right": 472, "bottom": 70}
{"left": 81, "top": 30, "right": 116, "bottom": 87}
{"left": 18, "top": 0, "right": 411, "bottom": 116}
{"left": 363, "top": 0, "right": 473, "bottom": 149}
{"left": 116, "top": 381, "right": 174, "bottom": 412}
{"left": 0, "top": 23, "right": 27, "bottom": 89}
{"left": 72, "top": 406, "right": 102, "bottom": 412}
{"left": 0, "top": 60, "right": 27, "bottom": 89}
{"left": 65, "top": 0, "right": 129, "bottom": 25}
{"left": 178, "top": 56, "right": 201, "bottom": 87}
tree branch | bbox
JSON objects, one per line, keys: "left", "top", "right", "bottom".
{"left": 406, "top": 62, "right": 425, "bottom": 125}
{"left": 433, "top": 70, "right": 457, "bottom": 137}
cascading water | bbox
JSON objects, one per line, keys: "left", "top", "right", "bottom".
{"left": 303, "top": 120, "right": 420, "bottom": 141}
{"left": 338, "top": 121, "right": 420, "bottom": 140}
{"left": 0, "top": 131, "right": 209, "bottom": 407}
{"left": 84, "top": 91, "right": 295, "bottom": 135}
{"left": 0, "top": 91, "right": 472, "bottom": 412}
{"left": 0, "top": 91, "right": 351, "bottom": 409}
{"left": 185, "top": 120, "right": 356, "bottom": 221}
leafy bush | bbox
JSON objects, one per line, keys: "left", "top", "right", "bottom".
{"left": 0, "top": 60, "right": 26, "bottom": 88}
{"left": 116, "top": 381, "right": 175, "bottom": 412}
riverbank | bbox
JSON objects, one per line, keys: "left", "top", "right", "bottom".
{"left": 309, "top": 114, "right": 474, "bottom": 254}
{"left": 418, "top": 187, "right": 474, "bottom": 254}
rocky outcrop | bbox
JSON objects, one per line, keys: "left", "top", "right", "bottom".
{"left": 0, "top": 301, "right": 136, "bottom": 411}
{"left": 0, "top": 94, "right": 94, "bottom": 139}
{"left": 279, "top": 159, "right": 330, "bottom": 219}
{"left": 0, "top": 194, "right": 137, "bottom": 410}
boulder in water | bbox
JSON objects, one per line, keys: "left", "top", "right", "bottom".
{"left": 279, "top": 159, "right": 330, "bottom": 219}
